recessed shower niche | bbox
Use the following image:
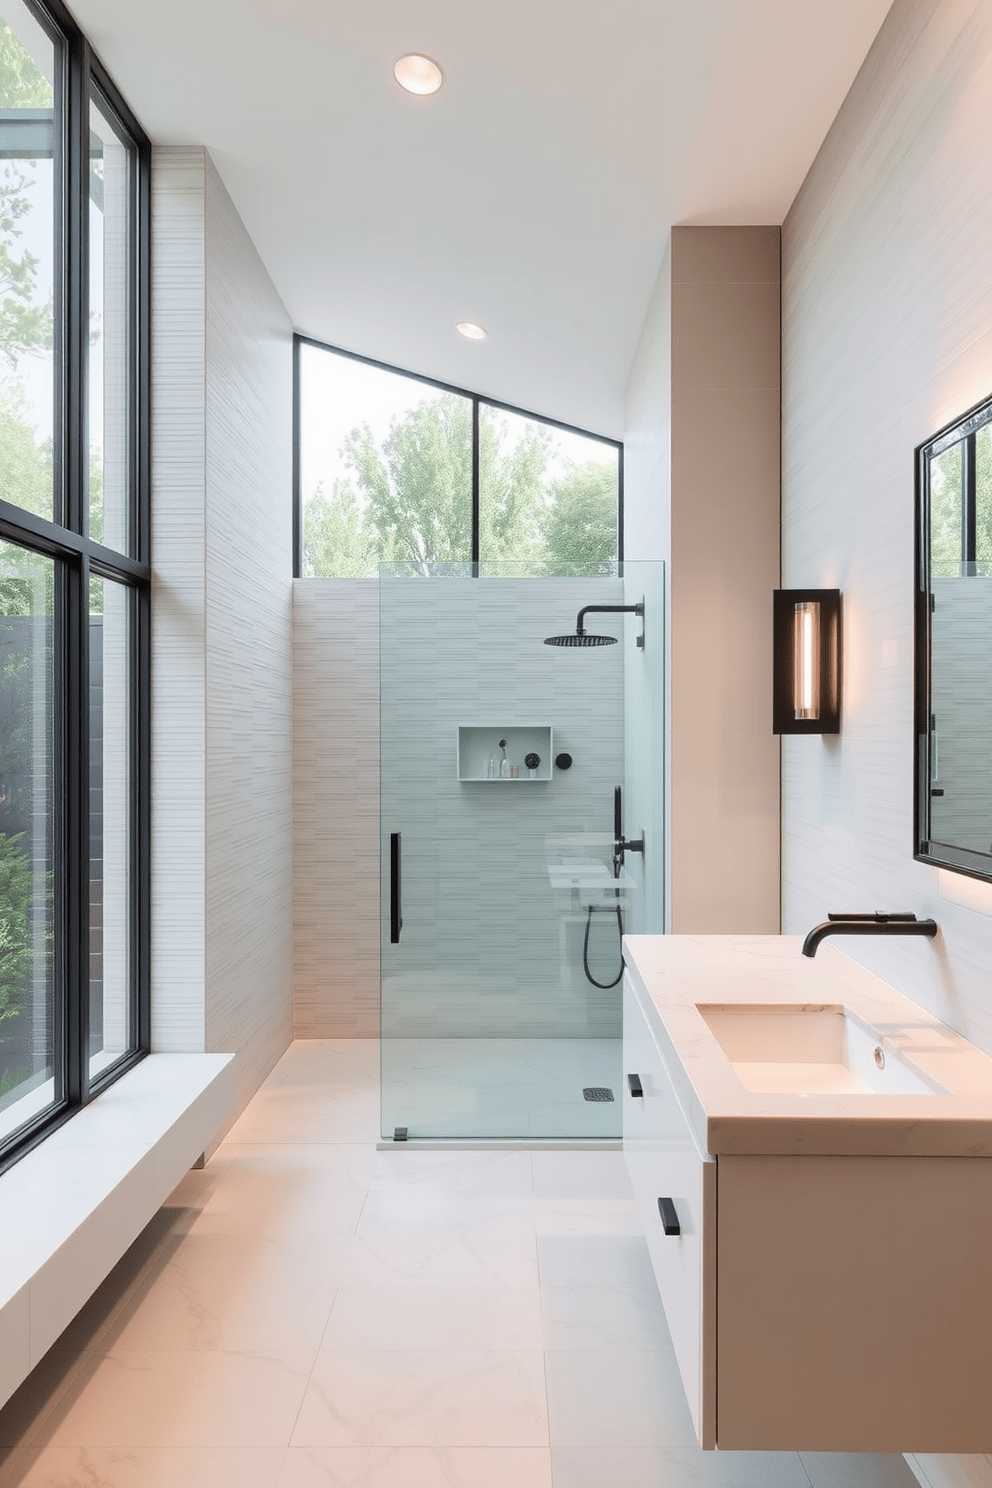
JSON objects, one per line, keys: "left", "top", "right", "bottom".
{"left": 379, "top": 563, "right": 665, "bottom": 1142}
{"left": 457, "top": 726, "right": 553, "bottom": 781}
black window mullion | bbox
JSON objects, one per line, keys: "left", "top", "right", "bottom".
{"left": 471, "top": 398, "right": 480, "bottom": 573}
{"left": 133, "top": 584, "right": 150, "bottom": 1051}
{"left": 65, "top": 33, "right": 89, "bottom": 538}
{"left": 617, "top": 443, "right": 625, "bottom": 565}
{"left": 963, "top": 432, "right": 977, "bottom": 570}
{"left": 62, "top": 555, "right": 88, "bottom": 1104}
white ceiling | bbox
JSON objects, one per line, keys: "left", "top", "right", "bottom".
{"left": 72, "top": 0, "right": 892, "bottom": 438}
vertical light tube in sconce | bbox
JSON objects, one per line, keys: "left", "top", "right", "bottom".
{"left": 773, "top": 589, "right": 841, "bottom": 735}
{"left": 793, "top": 601, "right": 820, "bottom": 721}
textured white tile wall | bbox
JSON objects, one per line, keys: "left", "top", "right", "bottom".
{"left": 152, "top": 147, "right": 294, "bottom": 1118}
{"left": 202, "top": 155, "right": 294, "bottom": 1111}
{"left": 151, "top": 149, "right": 207, "bottom": 1053}
{"left": 782, "top": 7, "right": 992, "bottom": 1485}
{"left": 293, "top": 579, "right": 380, "bottom": 1038}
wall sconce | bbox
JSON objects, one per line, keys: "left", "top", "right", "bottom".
{"left": 773, "top": 589, "right": 841, "bottom": 734}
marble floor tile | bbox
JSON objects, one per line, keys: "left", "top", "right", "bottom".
{"left": 164, "top": 1145, "right": 375, "bottom": 1239}
{"left": 369, "top": 1149, "right": 534, "bottom": 1197}
{"left": 277, "top": 1445, "right": 553, "bottom": 1487}
{"left": 321, "top": 1286, "right": 544, "bottom": 1351}
{"left": 551, "top": 1445, "right": 813, "bottom": 1488}
{"left": 540, "top": 1277, "right": 673, "bottom": 1352}
{"left": 530, "top": 1193, "right": 642, "bottom": 1237}
{"left": 0, "top": 1445, "right": 288, "bottom": 1488}
{"left": 545, "top": 1348, "right": 698, "bottom": 1448}
{"left": 531, "top": 1150, "right": 633, "bottom": 1200}
{"left": 0, "top": 1352, "right": 93, "bottom": 1451}
{"left": 291, "top": 1350, "right": 549, "bottom": 1448}
{"left": 340, "top": 1224, "right": 538, "bottom": 1290}
{"left": 34, "top": 1349, "right": 315, "bottom": 1449}
{"left": 100, "top": 1233, "right": 348, "bottom": 1352}
{"left": 799, "top": 1454, "right": 921, "bottom": 1488}
{"left": 225, "top": 1088, "right": 379, "bottom": 1146}
{"left": 262, "top": 1042, "right": 378, "bottom": 1086}
{"left": 357, "top": 1186, "right": 535, "bottom": 1234}
{"left": 537, "top": 1233, "right": 662, "bottom": 1297}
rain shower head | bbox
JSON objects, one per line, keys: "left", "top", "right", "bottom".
{"left": 544, "top": 631, "right": 617, "bottom": 648}
{"left": 544, "top": 601, "right": 645, "bottom": 649}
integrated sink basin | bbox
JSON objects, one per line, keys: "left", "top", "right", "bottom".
{"left": 697, "top": 1002, "right": 944, "bottom": 1096}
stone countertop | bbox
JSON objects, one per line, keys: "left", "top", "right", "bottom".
{"left": 622, "top": 934, "right": 992, "bottom": 1158}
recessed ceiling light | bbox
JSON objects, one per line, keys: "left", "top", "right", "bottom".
{"left": 394, "top": 54, "right": 443, "bottom": 96}
{"left": 457, "top": 321, "right": 487, "bottom": 341}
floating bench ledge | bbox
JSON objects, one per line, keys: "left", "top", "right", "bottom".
{"left": 0, "top": 1052, "right": 235, "bottom": 1409}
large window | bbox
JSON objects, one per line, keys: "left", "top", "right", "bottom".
{"left": 295, "top": 337, "right": 622, "bottom": 577}
{"left": 0, "top": 0, "right": 149, "bottom": 1172}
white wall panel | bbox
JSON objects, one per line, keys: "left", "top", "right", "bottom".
{"left": 623, "top": 228, "right": 781, "bottom": 934}
{"left": 782, "top": 4, "right": 992, "bottom": 1481}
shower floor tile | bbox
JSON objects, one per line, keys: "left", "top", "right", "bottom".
{"left": 379, "top": 1037, "right": 622, "bottom": 1140}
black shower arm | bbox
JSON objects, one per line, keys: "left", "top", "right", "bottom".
{"left": 576, "top": 602, "right": 644, "bottom": 636}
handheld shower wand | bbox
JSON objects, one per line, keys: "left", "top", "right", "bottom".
{"left": 583, "top": 787, "right": 645, "bottom": 990}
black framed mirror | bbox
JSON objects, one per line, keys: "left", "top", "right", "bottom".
{"left": 915, "top": 390, "right": 992, "bottom": 878}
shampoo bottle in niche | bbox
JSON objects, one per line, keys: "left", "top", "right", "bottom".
{"left": 487, "top": 754, "right": 495, "bottom": 779}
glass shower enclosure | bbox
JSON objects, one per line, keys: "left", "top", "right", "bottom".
{"left": 379, "top": 562, "right": 663, "bottom": 1141}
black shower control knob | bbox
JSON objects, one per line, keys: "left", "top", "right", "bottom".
{"left": 525, "top": 753, "right": 540, "bottom": 770}
{"left": 555, "top": 753, "right": 572, "bottom": 770}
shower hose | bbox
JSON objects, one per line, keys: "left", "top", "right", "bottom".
{"left": 582, "top": 857, "right": 624, "bottom": 990}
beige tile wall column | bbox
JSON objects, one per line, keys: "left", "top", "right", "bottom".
{"left": 669, "top": 227, "right": 781, "bottom": 931}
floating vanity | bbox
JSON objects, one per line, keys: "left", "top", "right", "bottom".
{"left": 622, "top": 934, "right": 992, "bottom": 1452}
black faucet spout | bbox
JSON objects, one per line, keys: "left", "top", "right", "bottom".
{"left": 801, "top": 912, "right": 939, "bottom": 958}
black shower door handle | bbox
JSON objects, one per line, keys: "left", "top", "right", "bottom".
{"left": 390, "top": 832, "right": 402, "bottom": 944}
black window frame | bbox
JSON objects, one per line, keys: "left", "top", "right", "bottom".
{"left": 292, "top": 333, "right": 624, "bottom": 577}
{"left": 0, "top": 0, "right": 151, "bottom": 1175}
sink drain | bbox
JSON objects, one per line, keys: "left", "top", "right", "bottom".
{"left": 583, "top": 1086, "right": 615, "bottom": 1102}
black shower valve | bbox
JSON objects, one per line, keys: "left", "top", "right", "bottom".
{"left": 555, "top": 752, "right": 573, "bottom": 770}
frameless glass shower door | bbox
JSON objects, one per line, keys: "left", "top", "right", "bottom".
{"left": 379, "top": 563, "right": 663, "bottom": 1141}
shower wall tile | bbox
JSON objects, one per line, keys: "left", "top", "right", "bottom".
{"left": 293, "top": 580, "right": 380, "bottom": 1038}
{"left": 292, "top": 577, "right": 634, "bottom": 1039}
{"left": 379, "top": 577, "right": 626, "bottom": 1040}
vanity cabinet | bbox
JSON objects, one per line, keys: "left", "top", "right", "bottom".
{"left": 623, "top": 969, "right": 992, "bottom": 1452}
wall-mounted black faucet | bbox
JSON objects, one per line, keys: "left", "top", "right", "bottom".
{"left": 613, "top": 784, "right": 644, "bottom": 873}
{"left": 801, "top": 911, "right": 939, "bottom": 958}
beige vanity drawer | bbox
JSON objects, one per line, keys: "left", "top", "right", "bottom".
{"left": 623, "top": 973, "right": 716, "bottom": 1447}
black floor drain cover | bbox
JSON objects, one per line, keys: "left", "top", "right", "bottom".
{"left": 583, "top": 1087, "right": 615, "bottom": 1102}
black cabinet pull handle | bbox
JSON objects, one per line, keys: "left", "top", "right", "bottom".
{"left": 658, "top": 1197, "right": 680, "bottom": 1236}
{"left": 627, "top": 1073, "right": 643, "bottom": 1097}
{"left": 390, "top": 832, "right": 402, "bottom": 944}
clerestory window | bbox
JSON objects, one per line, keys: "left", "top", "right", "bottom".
{"left": 294, "top": 336, "right": 622, "bottom": 577}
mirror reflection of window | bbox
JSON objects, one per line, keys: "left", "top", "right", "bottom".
{"left": 929, "top": 441, "right": 963, "bottom": 576}
{"left": 921, "top": 407, "right": 992, "bottom": 867}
